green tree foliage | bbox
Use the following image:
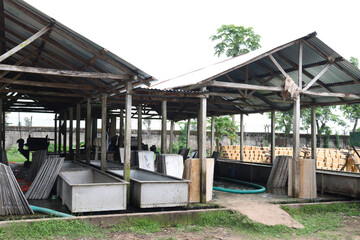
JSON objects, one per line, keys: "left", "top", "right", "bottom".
{"left": 24, "top": 116, "right": 32, "bottom": 127}
{"left": 210, "top": 25, "right": 261, "bottom": 58}
{"left": 350, "top": 56, "right": 359, "bottom": 68}
{"left": 340, "top": 104, "right": 360, "bottom": 132}
{"left": 172, "top": 120, "right": 197, "bottom": 153}
{"left": 207, "top": 116, "right": 239, "bottom": 152}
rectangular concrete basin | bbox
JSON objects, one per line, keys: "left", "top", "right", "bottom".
{"left": 58, "top": 168, "right": 128, "bottom": 213}
{"left": 108, "top": 168, "right": 189, "bottom": 208}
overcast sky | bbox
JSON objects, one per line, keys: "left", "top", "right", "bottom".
{"left": 8, "top": 0, "right": 360, "bottom": 134}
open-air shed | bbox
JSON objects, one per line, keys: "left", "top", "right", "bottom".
{"left": 151, "top": 32, "right": 360, "bottom": 198}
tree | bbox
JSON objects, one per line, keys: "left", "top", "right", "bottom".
{"left": 210, "top": 24, "right": 261, "bottom": 58}
{"left": 340, "top": 104, "right": 360, "bottom": 132}
{"left": 207, "top": 116, "right": 239, "bottom": 152}
{"left": 350, "top": 56, "right": 359, "bottom": 68}
{"left": 24, "top": 116, "right": 32, "bottom": 127}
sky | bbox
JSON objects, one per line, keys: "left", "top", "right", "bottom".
{"left": 7, "top": 0, "right": 360, "bottom": 133}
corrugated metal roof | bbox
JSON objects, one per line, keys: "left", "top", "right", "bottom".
{"left": 1, "top": 0, "right": 156, "bottom": 113}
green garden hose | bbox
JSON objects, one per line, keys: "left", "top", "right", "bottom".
{"left": 213, "top": 177, "right": 266, "bottom": 194}
{"left": 30, "top": 205, "right": 73, "bottom": 218}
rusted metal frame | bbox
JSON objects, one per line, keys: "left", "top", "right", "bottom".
{"left": 0, "top": 22, "right": 53, "bottom": 63}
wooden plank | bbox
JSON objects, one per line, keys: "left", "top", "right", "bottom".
{"left": 101, "top": 94, "right": 107, "bottom": 171}
{"left": 211, "top": 116, "right": 215, "bottom": 153}
{"left": 161, "top": 100, "right": 167, "bottom": 153}
{"left": 169, "top": 120, "right": 174, "bottom": 153}
{"left": 0, "top": 88, "right": 87, "bottom": 98}
{"left": 0, "top": 78, "right": 97, "bottom": 90}
{"left": 137, "top": 104, "right": 142, "bottom": 150}
{"left": 210, "top": 80, "right": 283, "bottom": 92}
{"left": 0, "top": 23, "right": 52, "bottom": 63}
{"left": 271, "top": 110, "right": 275, "bottom": 164}
{"left": 119, "top": 109, "right": 124, "bottom": 147}
{"left": 311, "top": 107, "right": 317, "bottom": 160}
{"left": 199, "top": 87, "right": 207, "bottom": 203}
{"left": 269, "top": 54, "right": 287, "bottom": 77}
{"left": 86, "top": 99, "right": 91, "bottom": 164}
{"left": 240, "top": 113, "right": 244, "bottom": 161}
{"left": 76, "top": 103, "right": 81, "bottom": 161}
{"left": 186, "top": 118, "right": 191, "bottom": 149}
{"left": 0, "top": 64, "right": 130, "bottom": 79}
{"left": 124, "top": 80, "right": 132, "bottom": 206}
{"left": 69, "top": 107, "right": 74, "bottom": 159}
{"left": 302, "top": 63, "right": 332, "bottom": 91}
{"left": 301, "top": 90, "right": 360, "bottom": 99}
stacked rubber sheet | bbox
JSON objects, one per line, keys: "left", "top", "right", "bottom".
{"left": 25, "top": 157, "right": 64, "bottom": 199}
{"left": 156, "top": 154, "right": 184, "bottom": 178}
{"left": 25, "top": 150, "right": 47, "bottom": 182}
{"left": 0, "top": 163, "right": 33, "bottom": 215}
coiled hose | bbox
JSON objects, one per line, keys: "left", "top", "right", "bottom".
{"left": 213, "top": 177, "right": 266, "bottom": 194}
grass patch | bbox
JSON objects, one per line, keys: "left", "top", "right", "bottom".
{"left": 6, "top": 145, "right": 27, "bottom": 163}
{"left": 108, "top": 217, "right": 161, "bottom": 234}
{"left": 0, "top": 220, "right": 103, "bottom": 240}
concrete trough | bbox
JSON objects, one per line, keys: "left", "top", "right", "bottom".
{"left": 108, "top": 168, "right": 189, "bottom": 208}
{"left": 61, "top": 161, "right": 90, "bottom": 171}
{"left": 58, "top": 168, "right": 128, "bottom": 213}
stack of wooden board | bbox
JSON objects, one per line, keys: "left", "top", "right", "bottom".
{"left": 25, "top": 150, "right": 47, "bottom": 182}
{"left": 267, "top": 156, "right": 290, "bottom": 188}
{"left": 25, "top": 157, "right": 64, "bottom": 199}
{"left": 0, "top": 163, "right": 33, "bottom": 215}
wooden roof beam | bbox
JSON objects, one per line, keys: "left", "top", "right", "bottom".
{"left": 0, "top": 0, "right": 4, "bottom": 54}
{"left": 0, "top": 78, "right": 97, "bottom": 90}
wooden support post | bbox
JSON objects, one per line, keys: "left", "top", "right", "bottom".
{"left": 290, "top": 42, "right": 302, "bottom": 198}
{"left": 109, "top": 115, "right": 116, "bottom": 138}
{"left": 86, "top": 99, "right": 91, "bottom": 164}
{"left": 211, "top": 116, "right": 215, "bottom": 153}
{"left": 124, "top": 80, "right": 132, "bottom": 205}
{"left": 119, "top": 109, "right": 124, "bottom": 147}
{"left": 2, "top": 111, "right": 4, "bottom": 149}
{"left": 54, "top": 114, "right": 58, "bottom": 153}
{"left": 240, "top": 113, "right": 244, "bottom": 162}
{"left": 0, "top": 99, "right": 2, "bottom": 154}
{"left": 137, "top": 104, "right": 142, "bottom": 150}
{"left": 63, "top": 111, "right": 67, "bottom": 155}
{"left": 58, "top": 115, "right": 62, "bottom": 154}
{"left": 101, "top": 94, "right": 107, "bottom": 171}
{"left": 186, "top": 118, "right": 191, "bottom": 149}
{"left": 76, "top": 103, "right": 81, "bottom": 161}
{"left": 199, "top": 87, "right": 207, "bottom": 203}
{"left": 92, "top": 118, "right": 97, "bottom": 144}
{"left": 231, "top": 115, "right": 236, "bottom": 145}
{"left": 161, "top": 100, "right": 167, "bottom": 154}
{"left": 197, "top": 113, "right": 200, "bottom": 150}
{"left": 271, "top": 110, "right": 276, "bottom": 164}
{"left": 69, "top": 107, "right": 74, "bottom": 160}
{"left": 169, "top": 120, "right": 174, "bottom": 153}
{"left": 311, "top": 106, "right": 317, "bottom": 161}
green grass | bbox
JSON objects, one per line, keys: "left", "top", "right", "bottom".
{"left": 6, "top": 145, "right": 27, "bottom": 163}
{"left": 0, "top": 220, "right": 103, "bottom": 240}
{"left": 0, "top": 203, "right": 359, "bottom": 239}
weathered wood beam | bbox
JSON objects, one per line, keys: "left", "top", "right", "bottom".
{"left": 302, "top": 63, "right": 332, "bottom": 91}
{"left": 0, "top": 88, "right": 87, "bottom": 98}
{"left": 311, "top": 106, "right": 317, "bottom": 160}
{"left": 269, "top": 54, "right": 287, "bottom": 78}
{"left": 226, "top": 74, "right": 245, "bottom": 97}
{"left": 301, "top": 90, "right": 360, "bottom": 99}
{"left": 169, "top": 120, "right": 174, "bottom": 153}
{"left": 54, "top": 114, "right": 58, "bottom": 153}
{"left": 0, "top": 64, "right": 130, "bottom": 79}
{"left": 124, "top": 80, "right": 132, "bottom": 205}
{"left": 101, "top": 94, "right": 107, "bottom": 171}
{"left": 0, "top": 0, "right": 4, "bottom": 55}
{"left": 69, "top": 107, "right": 74, "bottom": 159}
{"left": 199, "top": 87, "right": 207, "bottom": 203}
{"left": 270, "top": 110, "right": 275, "bottom": 164}
{"left": 0, "top": 78, "right": 97, "bottom": 90}
{"left": 240, "top": 113, "right": 244, "bottom": 161}
{"left": 86, "top": 98, "right": 91, "bottom": 164}
{"left": 186, "top": 118, "right": 191, "bottom": 149}
{"left": 137, "top": 104, "right": 142, "bottom": 150}
{"left": 0, "top": 22, "right": 52, "bottom": 62}
{"left": 210, "top": 80, "right": 283, "bottom": 92}
{"left": 161, "top": 100, "right": 167, "bottom": 153}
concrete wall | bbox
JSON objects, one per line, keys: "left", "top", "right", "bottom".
{"left": 4, "top": 126, "right": 349, "bottom": 150}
